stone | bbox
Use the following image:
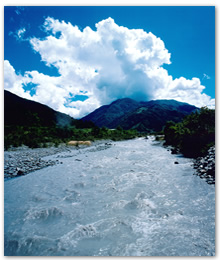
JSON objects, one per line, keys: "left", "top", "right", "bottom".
{"left": 171, "top": 148, "right": 178, "bottom": 154}
{"left": 17, "top": 169, "right": 24, "bottom": 176}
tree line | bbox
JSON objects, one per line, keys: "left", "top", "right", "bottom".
{"left": 5, "top": 106, "right": 215, "bottom": 156}
{"left": 4, "top": 123, "right": 140, "bottom": 150}
{"left": 163, "top": 107, "right": 215, "bottom": 158}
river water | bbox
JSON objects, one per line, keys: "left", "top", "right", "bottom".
{"left": 4, "top": 137, "right": 215, "bottom": 256}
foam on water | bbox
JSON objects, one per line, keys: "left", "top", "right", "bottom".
{"left": 24, "top": 206, "right": 63, "bottom": 221}
{"left": 4, "top": 138, "right": 215, "bottom": 256}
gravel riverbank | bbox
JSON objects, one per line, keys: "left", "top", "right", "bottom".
{"left": 193, "top": 146, "right": 215, "bottom": 185}
{"left": 4, "top": 140, "right": 112, "bottom": 180}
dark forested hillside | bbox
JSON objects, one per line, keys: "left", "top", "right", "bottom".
{"left": 4, "top": 90, "right": 75, "bottom": 127}
{"left": 4, "top": 90, "right": 139, "bottom": 149}
{"left": 82, "top": 98, "right": 198, "bottom": 132}
{"left": 4, "top": 90, "right": 94, "bottom": 148}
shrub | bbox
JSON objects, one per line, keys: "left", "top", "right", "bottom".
{"left": 164, "top": 107, "right": 215, "bottom": 157}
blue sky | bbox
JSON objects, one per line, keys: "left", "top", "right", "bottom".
{"left": 4, "top": 6, "right": 215, "bottom": 118}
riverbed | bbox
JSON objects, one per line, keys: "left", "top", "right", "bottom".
{"left": 4, "top": 137, "right": 215, "bottom": 256}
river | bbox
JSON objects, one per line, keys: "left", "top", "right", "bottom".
{"left": 4, "top": 137, "right": 215, "bottom": 256}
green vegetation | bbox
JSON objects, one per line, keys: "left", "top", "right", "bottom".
{"left": 163, "top": 107, "right": 215, "bottom": 158}
{"left": 4, "top": 124, "right": 140, "bottom": 150}
{"left": 4, "top": 90, "right": 140, "bottom": 150}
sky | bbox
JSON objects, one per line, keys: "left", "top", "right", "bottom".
{"left": 4, "top": 6, "right": 215, "bottom": 118}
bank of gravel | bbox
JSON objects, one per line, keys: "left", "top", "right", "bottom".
{"left": 4, "top": 140, "right": 113, "bottom": 180}
{"left": 193, "top": 146, "right": 215, "bottom": 185}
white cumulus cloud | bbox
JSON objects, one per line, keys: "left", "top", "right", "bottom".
{"left": 4, "top": 17, "right": 215, "bottom": 118}
{"left": 4, "top": 60, "right": 32, "bottom": 99}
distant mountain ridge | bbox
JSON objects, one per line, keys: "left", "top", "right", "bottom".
{"left": 4, "top": 90, "right": 75, "bottom": 127}
{"left": 5, "top": 90, "right": 199, "bottom": 133}
{"left": 82, "top": 98, "right": 198, "bottom": 132}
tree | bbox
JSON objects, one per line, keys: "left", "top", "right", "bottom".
{"left": 164, "top": 108, "right": 215, "bottom": 157}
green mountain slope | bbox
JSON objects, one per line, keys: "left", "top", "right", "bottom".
{"left": 82, "top": 98, "right": 140, "bottom": 128}
{"left": 82, "top": 98, "right": 198, "bottom": 132}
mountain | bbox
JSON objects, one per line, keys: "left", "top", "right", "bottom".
{"left": 5, "top": 90, "right": 198, "bottom": 133}
{"left": 4, "top": 90, "right": 75, "bottom": 127}
{"left": 82, "top": 98, "right": 198, "bottom": 132}
{"left": 82, "top": 98, "right": 140, "bottom": 128}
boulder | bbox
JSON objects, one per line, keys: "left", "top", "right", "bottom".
{"left": 174, "top": 161, "right": 179, "bottom": 164}
{"left": 171, "top": 148, "right": 178, "bottom": 154}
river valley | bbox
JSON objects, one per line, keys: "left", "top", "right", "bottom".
{"left": 4, "top": 137, "right": 215, "bottom": 256}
